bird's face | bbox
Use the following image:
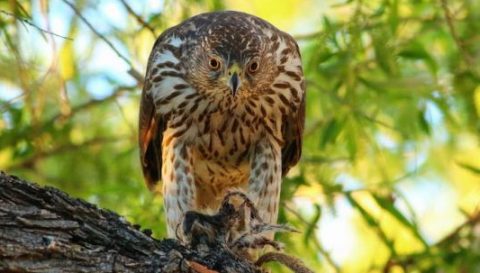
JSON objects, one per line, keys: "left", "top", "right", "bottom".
{"left": 185, "top": 35, "right": 277, "bottom": 99}
{"left": 203, "top": 53, "right": 263, "bottom": 97}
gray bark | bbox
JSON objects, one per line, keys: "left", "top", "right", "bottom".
{"left": 0, "top": 171, "right": 259, "bottom": 273}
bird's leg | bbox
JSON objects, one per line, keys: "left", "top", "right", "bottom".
{"left": 247, "top": 138, "right": 282, "bottom": 235}
{"left": 162, "top": 141, "right": 196, "bottom": 239}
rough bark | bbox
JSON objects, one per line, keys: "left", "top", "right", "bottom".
{"left": 0, "top": 171, "right": 259, "bottom": 273}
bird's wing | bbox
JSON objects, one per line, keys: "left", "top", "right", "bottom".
{"left": 280, "top": 39, "right": 306, "bottom": 176}
{"left": 139, "top": 82, "right": 165, "bottom": 190}
{"left": 138, "top": 31, "right": 176, "bottom": 191}
{"left": 281, "top": 94, "right": 305, "bottom": 176}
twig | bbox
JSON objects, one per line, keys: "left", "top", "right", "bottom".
{"left": 382, "top": 209, "right": 480, "bottom": 272}
{"left": 255, "top": 252, "right": 315, "bottom": 273}
{"left": 188, "top": 261, "right": 219, "bottom": 273}
{"left": 1, "top": 86, "right": 137, "bottom": 153}
{"left": 283, "top": 202, "right": 342, "bottom": 273}
{"left": 7, "top": 136, "right": 129, "bottom": 170}
{"left": 0, "top": 93, "right": 25, "bottom": 113}
{"left": 301, "top": 155, "right": 350, "bottom": 164}
{"left": 293, "top": 15, "right": 446, "bottom": 41}
{"left": 294, "top": 31, "right": 322, "bottom": 41}
{"left": 128, "top": 68, "right": 145, "bottom": 84}
{"left": 114, "top": 99, "right": 136, "bottom": 136}
{"left": 306, "top": 80, "right": 402, "bottom": 134}
{"left": 45, "top": 85, "right": 137, "bottom": 126}
{"left": 60, "top": 0, "right": 143, "bottom": 84}
{"left": 119, "top": 0, "right": 157, "bottom": 37}
{"left": 440, "top": 0, "right": 475, "bottom": 70}
{"left": 435, "top": 209, "right": 480, "bottom": 247}
{"left": 0, "top": 9, "right": 73, "bottom": 40}
{"left": 60, "top": 0, "right": 130, "bottom": 65}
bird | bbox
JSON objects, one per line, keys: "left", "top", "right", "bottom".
{"left": 138, "top": 10, "right": 305, "bottom": 238}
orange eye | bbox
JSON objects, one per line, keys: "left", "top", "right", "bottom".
{"left": 248, "top": 61, "right": 259, "bottom": 74}
{"left": 209, "top": 58, "right": 221, "bottom": 70}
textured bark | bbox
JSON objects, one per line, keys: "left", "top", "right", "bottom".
{"left": 0, "top": 172, "right": 259, "bottom": 273}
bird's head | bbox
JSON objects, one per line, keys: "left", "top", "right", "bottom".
{"left": 184, "top": 26, "right": 277, "bottom": 100}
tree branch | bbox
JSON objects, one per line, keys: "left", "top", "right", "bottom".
{"left": 0, "top": 171, "right": 260, "bottom": 273}
{"left": 439, "top": 0, "right": 474, "bottom": 70}
{"left": 0, "top": 9, "right": 73, "bottom": 40}
{"left": 119, "top": 0, "right": 157, "bottom": 37}
{"left": 60, "top": 0, "right": 144, "bottom": 84}
{"left": 7, "top": 136, "right": 129, "bottom": 170}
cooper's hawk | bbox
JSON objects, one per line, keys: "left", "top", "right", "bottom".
{"left": 139, "top": 11, "right": 305, "bottom": 237}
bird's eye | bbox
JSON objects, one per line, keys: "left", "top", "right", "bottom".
{"left": 209, "top": 58, "right": 221, "bottom": 70}
{"left": 248, "top": 61, "right": 259, "bottom": 74}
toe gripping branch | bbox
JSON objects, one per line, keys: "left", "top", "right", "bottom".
{"left": 180, "top": 191, "right": 314, "bottom": 273}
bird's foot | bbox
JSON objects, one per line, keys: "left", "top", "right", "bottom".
{"left": 180, "top": 191, "right": 296, "bottom": 253}
{"left": 179, "top": 191, "right": 313, "bottom": 273}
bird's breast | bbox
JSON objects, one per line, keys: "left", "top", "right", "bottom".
{"left": 191, "top": 109, "right": 261, "bottom": 163}
{"left": 187, "top": 109, "right": 263, "bottom": 210}
{"left": 162, "top": 94, "right": 285, "bottom": 210}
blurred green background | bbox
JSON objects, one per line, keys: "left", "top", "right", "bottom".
{"left": 1, "top": 0, "right": 480, "bottom": 272}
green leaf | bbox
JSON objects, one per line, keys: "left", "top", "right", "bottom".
{"left": 371, "top": 193, "right": 429, "bottom": 248}
{"left": 319, "top": 118, "right": 342, "bottom": 148}
{"left": 303, "top": 204, "right": 321, "bottom": 245}
{"left": 345, "top": 118, "right": 358, "bottom": 159}
{"left": 398, "top": 42, "right": 438, "bottom": 75}
{"left": 345, "top": 193, "right": 377, "bottom": 226}
{"left": 418, "top": 108, "right": 431, "bottom": 135}
{"left": 372, "top": 0, "right": 387, "bottom": 17}
{"left": 388, "top": 0, "right": 399, "bottom": 33}
{"left": 322, "top": 16, "right": 340, "bottom": 49}
{"left": 456, "top": 162, "right": 480, "bottom": 175}
{"left": 358, "top": 76, "right": 385, "bottom": 93}
{"left": 346, "top": 193, "right": 396, "bottom": 254}
{"left": 372, "top": 30, "right": 398, "bottom": 75}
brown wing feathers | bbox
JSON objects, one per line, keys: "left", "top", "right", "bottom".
{"left": 139, "top": 89, "right": 164, "bottom": 190}
{"left": 281, "top": 95, "right": 305, "bottom": 176}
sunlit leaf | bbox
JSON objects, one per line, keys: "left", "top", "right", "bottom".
{"left": 418, "top": 108, "right": 431, "bottom": 135}
{"left": 346, "top": 193, "right": 376, "bottom": 226}
{"left": 320, "top": 118, "right": 342, "bottom": 148}
{"left": 346, "top": 192, "right": 396, "bottom": 253}
{"left": 59, "top": 41, "right": 75, "bottom": 80}
{"left": 456, "top": 162, "right": 480, "bottom": 175}
{"left": 388, "top": 0, "right": 399, "bottom": 33}
{"left": 372, "top": 30, "right": 398, "bottom": 75}
{"left": 371, "top": 193, "right": 429, "bottom": 248}
{"left": 303, "top": 204, "right": 321, "bottom": 245}
{"left": 474, "top": 85, "right": 480, "bottom": 117}
{"left": 398, "top": 42, "right": 438, "bottom": 75}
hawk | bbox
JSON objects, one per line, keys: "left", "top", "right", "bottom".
{"left": 139, "top": 11, "right": 305, "bottom": 237}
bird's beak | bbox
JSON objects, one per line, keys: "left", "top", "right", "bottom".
{"left": 228, "top": 63, "right": 241, "bottom": 97}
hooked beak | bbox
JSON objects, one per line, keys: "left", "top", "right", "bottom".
{"left": 228, "top": 63, "right": 241, "bottom": 97}
{"left": 230, "top": 72, "right": 239, "bottom": 96}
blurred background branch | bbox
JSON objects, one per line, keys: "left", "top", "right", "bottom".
{"left": 0, "top": 9, "right": 72, "bottom": 40}
{"left": 118, "top": 0, "right": 157, "bottom": 37}
{"left": 60, "top": 0, "right": 143, "bottom": 84}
